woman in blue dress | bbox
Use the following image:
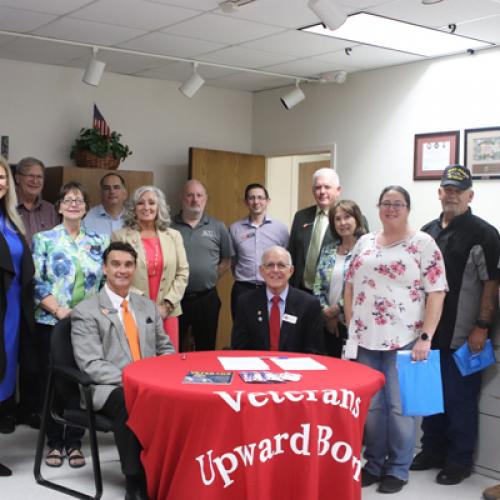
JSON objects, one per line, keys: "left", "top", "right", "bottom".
{"left": 0, "top": 157, "right": 35, "bottom": 476}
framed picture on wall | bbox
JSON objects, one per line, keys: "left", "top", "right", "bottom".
{"left": 464, "top": 126, "right": 500, "bottom": 179}
{"left": 413, "top": 130, "right": 460, "bottom": 180}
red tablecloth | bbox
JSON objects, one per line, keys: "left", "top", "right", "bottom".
{"left": 123, "top": 351, "right": 385, "bottom": 500}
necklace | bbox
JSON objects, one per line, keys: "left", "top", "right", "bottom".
{"left": 337, "top": 242, "right": 354, "bottom": 255}
{"left": 144, "top": 237, "right": 160, "bottom": 277}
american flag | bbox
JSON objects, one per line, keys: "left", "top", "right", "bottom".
{"left": 93, "top": 104, "right": 110, "bottom": 136}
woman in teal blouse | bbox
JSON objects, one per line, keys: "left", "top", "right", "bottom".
{"left": 32, "top": 181, "right": 108, "bottom": 469}
{"left": 313, "top": 200, "right": 367, "bottom": 358}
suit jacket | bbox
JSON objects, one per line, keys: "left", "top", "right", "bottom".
{"left": 112, "top": 227, "right": 189, "bottom": 316}
{"left": 288, "top": 205, "right": 335, "bottom": 288}
{"left": 71, "top": 288, "right": 174, "bottom": 410}
{"left": 231, "top": 286, "right": 325, "bottom": 355}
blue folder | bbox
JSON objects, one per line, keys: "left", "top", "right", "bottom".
{"left": 396, "top": 350, "right": 444, "bottom": 417}
{"left": 453, "top": 339, "right": 496, "bottom": 377}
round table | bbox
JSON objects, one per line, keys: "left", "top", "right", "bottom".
{"left": 123, "top": 351, "right": 385, "bottom": 500}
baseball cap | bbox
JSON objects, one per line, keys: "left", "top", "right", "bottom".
{"left": 440, "top": 165, "right": 472, "bottom": 190}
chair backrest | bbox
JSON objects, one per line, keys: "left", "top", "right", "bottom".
{"left": 50, "top": 317, "right": 80, "bottom": 401}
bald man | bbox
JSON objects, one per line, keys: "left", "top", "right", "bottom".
{"left": 171, "top": 180, "right": 233, "bottom": 352}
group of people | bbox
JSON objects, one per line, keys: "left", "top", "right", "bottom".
{"left": 0, "top": 156, "right": 498, "bottom": 500}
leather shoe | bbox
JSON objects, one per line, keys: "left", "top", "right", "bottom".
{"left": 436, "top": 464, "right": 471, "bottom": 485}
{"left": 377, "top": 475, "right": 407, "bottom": 494}
{"left": 410, "top": 451, "right": 445, "bottom": 471}
{"left": 124, "top": 486, "right": 148, "bottom": 500}
{"left": 361, "top": 467, "right": 380, "bottom": 487}
{"left": 0, "top": 462, "right": 12, "bottom": 476}
{"left": 483, "top": 483, "right": 500, "bottom": 500}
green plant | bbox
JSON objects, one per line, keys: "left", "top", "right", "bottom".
{"left": 70, "top": 127, "right": 132, "bottom": 161}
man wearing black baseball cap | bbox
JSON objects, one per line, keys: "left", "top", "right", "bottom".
{"left": 411, "top": 165, "right": 500, "bottom": 486}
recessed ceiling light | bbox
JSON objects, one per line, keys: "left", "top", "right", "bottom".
{"left": 422, "top": 0, "right": 444, "bottom": 4}
{"left": 301, "top": 12, "right": 492, "bottom": 57}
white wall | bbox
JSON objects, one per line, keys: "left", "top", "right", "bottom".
{"left": 252, "top": 47, "right": 500, "bottom": 233}
{"left": 0, "top": 57, "right": 253, "bottom": 211}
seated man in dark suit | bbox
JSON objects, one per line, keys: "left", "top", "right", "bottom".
{"left": 231, "top": 245, "right": 325, "bottom": 354}
{"left": 71, "top": 241, "right": 174, "bottom": 500}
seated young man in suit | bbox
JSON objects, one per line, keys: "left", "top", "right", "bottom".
{"left": 231, "top": 245, "right": 325, "bottom": 354}
{"left": 71, "top": 241, "right": 174, "bottom": 500}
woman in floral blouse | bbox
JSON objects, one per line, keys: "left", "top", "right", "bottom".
{"left": 313, "top": 200, "right": 367, "bottom": 358}
{"left": 344, "top": 185, "right": 447, "bottom": 494}
{"left": 33, "top": 181, "right": 109, "bottom": 469}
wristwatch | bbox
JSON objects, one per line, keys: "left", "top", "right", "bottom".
{"left": 420, "top": 332, "right": 430, "bottom": 341}
{"left": 475, "top": 319, "right": 491, "bottom": 329}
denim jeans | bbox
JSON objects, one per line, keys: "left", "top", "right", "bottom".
{"left": 358, "top": 344, "right": 416, "bottom": 481}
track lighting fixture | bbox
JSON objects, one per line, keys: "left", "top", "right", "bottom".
{"left": 307, "top": 0, "right": 347, "bottom": 31}
{"left": 280, "top": 80, "right": 305, "bottom": 109}
{"left": 179, "top": 63, "right": 205, "bottom": 98}
{"left": 82, "top": 47, "right": 106, "bottom": 86}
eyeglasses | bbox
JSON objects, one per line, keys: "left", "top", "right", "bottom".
{"left": 262, "top": 262, "right": 289, "bottom": 270}
{"left": 18, "top": 173, "right": 44, "bottom": 182}
{"left": 379, "top": 202, "right": 407, "bottom": 210}
{"left": 247, "top": 195, "right": 268, "bottom": 201}
{"left": 61, "top": 198, "right": 85, "bottom": 206}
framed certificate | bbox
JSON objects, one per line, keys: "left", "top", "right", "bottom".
{"left": 464, "top": 126, "right": 500, "bottom": 179}
{"left": 413, "top": 131, "right": 459, "bottom": 180}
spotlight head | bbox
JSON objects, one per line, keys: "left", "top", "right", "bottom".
{"left": 82, "top": 49, "right": 105, "bottom": 86}
{"left": 308, "top": 0, "right": 347, "bottom": 31}
{"left": 320, "top": 70, "right": 347, "bottom": 84}
{"left": 281, "top": 82, "right": 305, "bottom": 110}
{"left": 179, "top": 64, "right": 205, "bottom": 98}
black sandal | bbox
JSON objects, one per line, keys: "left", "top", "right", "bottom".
{"left": 67, "top": 448, "right": 86, "bottom": 469}
{"left": 45, "top": 448, "right": 64, "bottom": 468}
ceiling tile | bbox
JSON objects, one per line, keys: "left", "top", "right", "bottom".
{"left": 0, "top": 0, "right": 94, "bottom": 15}
{"left": 68, "top": 50, "right": 167, "bottom": 75}
{"left": 457, "top": 15, "right": 500, "bottom": 44}
{"left": 34, "top": 18, "right": 146, "bottom": 45}
{"left": 136, "top": 61, "right": 236, "bottom": 80}
{"left": 207, "top": 72, "right": 291, "bottom": 91}
{"left": 262, "top": 58, "right": 345, "bottom": 78}
{"left": 0, "top": 38, "right": 90, "bottom": 65}
{"left": 369, "top": 0, "right": 500, "bottom": 30}
{"left": 119, "top": 32, "right": 225, "bottom": 58}
{"left": 145, "top": 0, "right": 220, "bottom": 11}
{"left": 0, "top": 6, "right": 57, "bottom": 32}
{"left": 200, "top": 46, "right": 297, "bottom": 68}
{"left": 316, "top": 44, "right": 424, "bottom": 69}
{"left": 161, "top": 13, "right": 284, "bottom": 44}
{"left": 71, "top": 0, "right": 200, "bottom": 31}
{"left": 242, "top": 30, "right": 352, "bottom": 58}
{"left": 217, "top": 0, "right": 320, "bottom": 29}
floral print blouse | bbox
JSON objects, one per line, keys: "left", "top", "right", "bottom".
{"left": 33, "top": 224, "right": 109, "bottom": 325}
{"left": 346, "top": 231, "right": 447, "bottom": 351}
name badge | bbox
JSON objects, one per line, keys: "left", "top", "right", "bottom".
{"left": 342, "top": 339, "right": 358, "bottom": 360}
{"left": 283, "top": 314, "right": 297, "bottom": 324}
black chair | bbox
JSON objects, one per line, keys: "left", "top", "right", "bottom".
{"left": 34, "top": 317, "right": 114, "bottom": 500}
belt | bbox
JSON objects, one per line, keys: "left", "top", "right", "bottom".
{"left": 182, "top": 288, "right": 215, "bottom": 300}
{"left": 235, "top": 281, "right": 265, "bottom": 289}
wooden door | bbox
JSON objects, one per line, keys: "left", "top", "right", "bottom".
{"left": 189, "top": 147, "right": 266, "bottom": 349}
{"left": 297, "top": 160, "right": 330, "bottom": 210}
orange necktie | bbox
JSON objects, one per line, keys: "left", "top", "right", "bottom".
{"left": 121, "top": 299, "right": 141, "bottom": 361}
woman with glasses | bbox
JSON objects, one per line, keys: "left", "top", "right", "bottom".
{"left": 313, "top": 200, "right": 367, "bottom": 358}
{"left": 344, "top": 185, "right": 447, "bottom": 494}
{"left": 33, "top": 181, "right": 108, "bottom": 469}
{"left": 0, "top": 157, "right": 34, "bottom": 476}
{"left": 112, "top": 186, "right": 188, "bottom": 351}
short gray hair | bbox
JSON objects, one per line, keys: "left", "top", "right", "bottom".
{"left": 123, "top": 185, "right": 171, "bottom": 231}
{"left": 312, "top": 167, "right": 340, "bottom": 187}
{"left": 261, "top": 246, "right": 292, "bottom": 266}
{"left": 16, "top": 156, "right": 45, "bottom": 175}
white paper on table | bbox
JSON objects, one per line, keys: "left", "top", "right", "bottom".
{"left": 218, "top": 356, "right": 271, "bottom": 371}
{"left": 270, "top": 357, "right": 327, "bottom": 371}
